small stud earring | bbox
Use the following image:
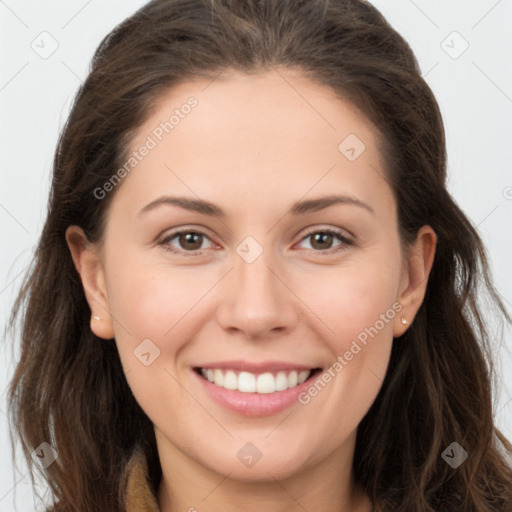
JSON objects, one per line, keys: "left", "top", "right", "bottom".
{"left": 401, "top": 317, "right": 408, "bottom": 325}
{"left": 92, "top": 315, "right": 101, "bottom": 321}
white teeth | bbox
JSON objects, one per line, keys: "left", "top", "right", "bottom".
{"left": 298, "top": 370, "right": 310, "bottom": 384}
{"left": 213, "top": 369, "right": 224, "bottom": 387}
{"left": 275, "top": 371, "right": 288, "bottom": 391}
{"left": 223, "top": 370, "right": 238, "bottom": 390}
{"left": 256, "top": 373, "right": 275, "bottom": 394}
{"left": 199, "top": 368, "right": 312, "bottom": 394}
{"left": 238, "top": 371, "right": 256, "bottom": 392}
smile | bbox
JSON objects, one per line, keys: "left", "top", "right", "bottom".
{"left": 192, "top": 361, "right": 323, "bottom": 416}
{"left": 197, "top": 368, "right": 313, "bottom": 394}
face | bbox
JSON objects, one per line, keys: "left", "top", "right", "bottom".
{"left": 69, "top": 68, "right": 435, "bottom": 482}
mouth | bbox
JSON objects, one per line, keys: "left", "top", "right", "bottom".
{"left": 193, "top": 366, "right": 323, "bottom": 394}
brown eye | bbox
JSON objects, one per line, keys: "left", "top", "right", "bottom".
{"left": 309, "top": 232, "right": 335, "bottom": 250}
{"left": 161, "top": 230, "right": 214, "bottom": 254}
{"left": 297, "top": 229, "right": 353, "bottom": 253}
{"left": 178, "top": 232, "right": 203, "bottom": 250}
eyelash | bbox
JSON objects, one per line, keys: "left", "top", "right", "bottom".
{"left": 158, "top": 227, "right": 354, "bottom": 257}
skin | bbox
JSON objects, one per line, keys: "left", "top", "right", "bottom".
{"left": 67, "top": 67, "right": 436, "bottom": 512}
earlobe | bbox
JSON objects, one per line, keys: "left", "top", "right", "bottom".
{"left": 394, "top": 225, "right": 437, "bottom": 337}
{"left": 65, "top": 226, "right": 115, "bottom": 340}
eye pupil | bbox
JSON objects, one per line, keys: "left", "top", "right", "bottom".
{"left": 311, "top": 232, "right": 333, "bottom": 250}
{"left": 180, "top": 232, "right": 203, "bottom": 250}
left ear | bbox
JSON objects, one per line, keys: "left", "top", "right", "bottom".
{"left": 394, "top": 225, "right": 437, "bottom": 337}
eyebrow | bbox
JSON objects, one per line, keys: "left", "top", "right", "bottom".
{"left": 138, "top": 194, "right": 375, "bottom": 218}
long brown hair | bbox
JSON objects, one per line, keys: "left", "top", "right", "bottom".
{"left": 8, "top": 0, "right": 512, "bottom": 510}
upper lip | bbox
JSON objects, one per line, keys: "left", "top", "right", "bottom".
{"left": 195, "top": 360, "right": 320, "bottom": 373}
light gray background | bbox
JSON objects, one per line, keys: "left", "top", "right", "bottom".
{"left": 1, "top": 1, "right": 511, "bottom": 510}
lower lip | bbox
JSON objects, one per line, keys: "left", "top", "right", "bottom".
{"left": 192, "top": 369, "right": 320, "bottom": 417}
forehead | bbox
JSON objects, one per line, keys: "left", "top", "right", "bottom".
{"left": 114, "top": 67, "right": 393, "bottom": 220}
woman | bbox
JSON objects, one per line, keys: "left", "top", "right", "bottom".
{"left": 8, "top": 0, "right": 512, "bottom": 510}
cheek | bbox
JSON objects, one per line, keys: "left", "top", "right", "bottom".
{"left": 292, "top": 250, "right": 400, "bottom": 421}
{"left": 104, "top": 256, "right": 206, "bottom": 415}
{"left": 298, "top": 250, "right": 402, "bottom": 353}
{"left": 102, "top": 250, "right": 217, "bottom": 397}
{"left": 264, "top": 256, "right": 399, "bottom": 467}
{"left": 105, "top": 250, "right": 209, "bottom": 340}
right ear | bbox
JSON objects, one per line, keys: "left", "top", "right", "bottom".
{"left": 65, "top": 226, "right": 115, "bottom": 340}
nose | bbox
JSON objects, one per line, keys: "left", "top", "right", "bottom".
{"left": 216, "top": 249, "right": 299, "bottom": 341}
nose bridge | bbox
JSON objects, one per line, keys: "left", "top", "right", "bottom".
{"left": 238, "top": 248, "right": 277, "bottom": 301}
{"left": 216, "top": 238, "right": 296, "bottom": 338}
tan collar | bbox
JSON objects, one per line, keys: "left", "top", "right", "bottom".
{"left": 123, "top": 446, "right": 161, "bottom": 512}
